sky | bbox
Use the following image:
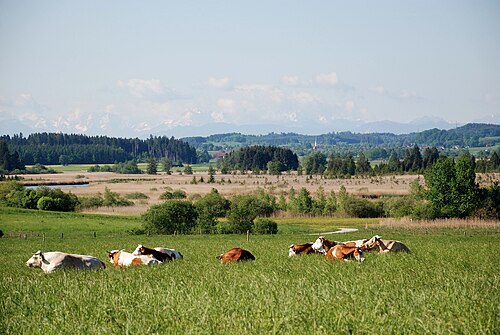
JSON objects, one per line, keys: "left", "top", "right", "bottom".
{"left": 0, "top": 1, "right": 499, "bottom": 137}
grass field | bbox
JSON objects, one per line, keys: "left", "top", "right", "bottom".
{"left": 0, "top": 208, "right": 499, "bottom": 334}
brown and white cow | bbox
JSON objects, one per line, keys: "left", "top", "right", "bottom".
{"left": 343, "top": 239, "right": 369, "bottom": 248}
{"left": 365, "top": 235, "right": 411, "bottom": 253}
{"left": 311, "top": 236, "right": 344, "bottom": 254}
{"left": 26, "top": 250, "right": 106, "bottom": 273}
{"left": 325, "top": 244, "right": 365, "bottom": 262}
{"left": 288, "top": 242, "right": 318, "bottom": 257}
{"left": 216, "top": 248, "right": 255, "bottom": 264}
{"left": 107, "top": 250, "right": 161, "bottom": 268}
{"left": 132, "top": 244, "right": 183, "bottom": 261}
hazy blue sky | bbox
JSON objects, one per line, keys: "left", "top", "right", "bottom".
{"left": 0, "top": 1, "right": 499, "bottom": 136}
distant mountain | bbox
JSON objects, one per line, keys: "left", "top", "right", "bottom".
{"left": 0, "top": 110, "right": 497, "bottom": 138}
{"left": 0, "top": 117, "right": 35, "bottom": 136}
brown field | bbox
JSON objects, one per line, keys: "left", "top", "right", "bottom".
{"left": 19, "top": 171, "right": 500, "bottom": 216}
{"left": 381, "top": 217, "right": 500, "bottom": 230}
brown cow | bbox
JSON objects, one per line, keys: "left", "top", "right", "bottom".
{"left": 216, "top": 248, "right": 255, "bottom": 264}
{"left": 288, "top": 242, "right": 318, "bottom": 257}
{"left": 311, "top": 236, "right": 344, "bottom": 254}
{"left": 325, "top": 244, "right": 365, "bottom": 262}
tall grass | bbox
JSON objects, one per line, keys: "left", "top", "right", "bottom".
{"left": 0, "top": 209, "right": 499, "bottom": 334}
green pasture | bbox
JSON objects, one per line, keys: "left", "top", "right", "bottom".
{"left": 0, "top": 208, "right": 499, "bottom": 334}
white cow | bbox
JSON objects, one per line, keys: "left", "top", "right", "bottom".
{"left": 364, "top": 235, "right": 411, "bottom": 253}
{"left": 26, "top": 250, "right": 106, "bottom": 273}
{"left": 107, "top": 250, "right": 161, "bottom": 268}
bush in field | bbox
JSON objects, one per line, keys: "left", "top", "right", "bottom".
{"left": 0, "top": 182, "right": 79, "bottom": 212}
{"left": 226, "top": 195, "right": 258, "bottom": 234}
{"left": 383, "top": 196, "right": 415, "bottom": 218}
{"left": 159, "top": 189, "right": 187, "bottom": 200}
{"left": 124, "top": 192, "right": 149, "bottom": 200}
{"left": 343, "top": 197, "right": 384, "bottom": 218}
{"left": 474, "top": 182, "right": 500, "bottom": 219}
{"left": 253, "top": 218, "right": 278, "bottom": 234}
{"left": 194, "top": 189, "right": 230, "bottom": 233}
{"left": 425, "top": 154, "right": 479, "bottom": 218}
{"left": 225, "top": 194, "right": 275, "bottom": 233}
{"left": 102, "top": 187, "right": 132, "bottom": 207}
{"left": 37, "top": 196, "right": 58, "bottom": 211}
{"left": 78, "top": 196, "right": 104, "bottom": 209}
{"left": 113, "top": 160, "right": 142, "bottom": 174}
{"left": 143, "top": 200, "right": 198, "bottom": 234}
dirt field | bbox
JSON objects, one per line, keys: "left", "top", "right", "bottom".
{"left": 20, "top": 171, "right": 500, "bottom": 216}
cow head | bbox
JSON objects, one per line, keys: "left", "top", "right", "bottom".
{"left": 364, "top": 235, "right": 381, "bottom": 250}
{"left": 216, "top": 254, "right": 223, "bottom": 260}
{"left": 312, "top": 237, "right": 328, "bottom": 254}
{"left": 288, "top": 244, "right": 296, "bottom": 257}
{"left": 353, "top": 247, "right": 365, "bottom": 262}
{"left": 26, "top": 250, "right": 49, "bottom": 268}
{"left": 107, "top": 250, "right": 122, "bottom": 264}
{"left": 132, "top": 244, "right": 145, "bottom": 255}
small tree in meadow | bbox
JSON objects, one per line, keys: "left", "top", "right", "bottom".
{"left": 146, "top": 156, "right": 157, "bottom": 174}
{"left": 143, "top": 201, "right": 198, "bottom": 235}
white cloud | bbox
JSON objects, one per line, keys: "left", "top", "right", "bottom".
{"left": 399, "top": 89, "right": 419, "bottom": 99}
{"left": 315, "top": 72, "right": 338, "bottom": 86}
{"left": 122, "top": 79, "right": 164, "bottom": 98}
{"left": 217, "top": 98, "right": 235, "bottom": 111}
{"left": 285, "top": 112, "right": 298, "bottom": 122}
{"left": 236, "top": 84, "right": 284, "bottom": 103}
{"left": 293, "top": 92, "right": 321, "bottom": 104}
{"left": 282, "top": 75, "right": 300, "bottom": 86}
{"left": 208, "top": 77, "right": 230, "bottom": 88}
{"left": 211, "top": 111, "right": 225, "bottom": 122}
{"left": 345, "top": 100, "right": 355, "bottom": 113}
{"left": 372, "top": 86, "right": 387, "bottom": 95}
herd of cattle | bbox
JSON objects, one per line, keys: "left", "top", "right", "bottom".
{"left": 25, "top": 235, "right": 410, "bottom": 273}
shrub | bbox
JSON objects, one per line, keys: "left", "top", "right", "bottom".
{"left": 143, "top": 201, "right": 198, "bottom": 235}
{"left": 343, "top": 197, "right": 384, "bottom": 218}
{"left": 78, "top": 196, "right": 104, "bottom": 209}
{"left": 102, "top": 187, "right": 133, "bottom": 207}
{"left": 410, "top": 202, "right": 438, "bottom": 220}
{"left": 159, "top": 189, "right": 187, "bottom": 200}
{"left": 253, "top": 218, "right": 278, "bottom": 234}
{"left": 124, "top": 192, "right": 149, "bottom": 200}
{"left": 37, "top": 196, "right": 58, "bottom": 211}
{"left": 226, "top": 195, "right": 261, "bottom": 234}
{"left": 383, "top": 196, "right": 415, "bottom": 218}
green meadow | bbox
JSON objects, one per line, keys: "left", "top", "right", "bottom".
{"left": 0, "top": 208, "right": 499, "bottom": 334}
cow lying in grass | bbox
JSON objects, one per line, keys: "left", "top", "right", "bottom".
{"left": 365, "top": 235, "right": 411, "bottom": 253}
{"left": 132, "top": 244, "right": 183, "bottom": 262}
{"left": 26, "top": 250, "right": 106, "bottom": 273}
{"left": 325, "top": 245, "right": 365, "bottom": 262}
{"left": 311, "top": 236, "right": 344, "bottom": 254}
{"left": 107, "top": 250, "right": 161, "bottom": 268}
{"left": 217, "top": 248, "right": 255, "bottom": 264}
{"left": 288, "top": 242, "right": 318, "bottom": 257}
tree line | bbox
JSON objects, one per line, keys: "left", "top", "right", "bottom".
{"left": 220, "top": 145, "right": 299, "bottom": 174}
{"left": 183, "top": 123, "right": 499, "bottom": 151}
{"left": 1, "top": 133, "right": 197, "bottom": 165}
{"left": 303, "top": 145, "right": 500, "bottom": 177}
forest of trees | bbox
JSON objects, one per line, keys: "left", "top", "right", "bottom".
{"left": 220, "top": 145, "right": 299, "bottom": 174}
{"left": 1, "top": 133, "right": 197, "bottom": 165}
{"left": 0, "top": 141, "right": 25, "bottom": 175}
{"left": 183, "top": 123, "right": 500, "bottom": 151}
